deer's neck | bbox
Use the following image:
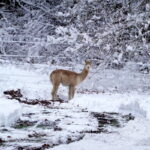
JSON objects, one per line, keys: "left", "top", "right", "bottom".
{"left": 78, "top": 68, "right": 89, "bottom": 83}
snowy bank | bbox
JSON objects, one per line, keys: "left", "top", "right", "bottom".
{"left": 71, "top": 93, "right": 150, "bottom": 119}
{"left": 0, "top": 98, "right": 22, "bottom": 126}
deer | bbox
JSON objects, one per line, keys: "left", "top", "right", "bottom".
{"left": 50, "top": 60, "right": 92, "bottom": 100}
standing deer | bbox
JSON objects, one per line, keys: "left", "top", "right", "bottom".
{"left": 50, "top": 60, "right": 92, "bottom": 100}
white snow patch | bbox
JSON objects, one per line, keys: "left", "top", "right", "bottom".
{"left": 119, "top": 101, "right": 147, "bottom": 118}
{"left": 71, "top": 93, "right": 150, "bottom": 119}
{"left": 0, "top": 98, "right": 22, "bottom": 127}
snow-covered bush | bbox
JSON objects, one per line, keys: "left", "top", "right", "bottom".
{"left": 0, "top": 0, "right": 149, "bottom": 71}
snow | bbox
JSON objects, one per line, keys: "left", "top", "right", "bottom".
{"left": 51, "top": 104, "right": 150, "bottom": 150}
{"left": 0, "top": 64, "right": 150, "bottom": 149}
{"left": 71, "top": 93, "right": 150, "bottom": 118}
{"left": 119, "top": 101, "right": 147, "bottom": 118}
{"left": 51, "top": 129, "right": 150, "bottom": 150}
{"left": 0, "top": 98, "right": 22, "bottom": 127}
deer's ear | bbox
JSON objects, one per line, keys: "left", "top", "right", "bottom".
{"left": 85, "top": 60, "right": 92, "bottom": 64}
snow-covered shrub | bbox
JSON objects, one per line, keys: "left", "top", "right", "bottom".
{"left": 0, "top": 0, "right": 149, "bottom": 71}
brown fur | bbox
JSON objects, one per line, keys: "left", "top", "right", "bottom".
{"left": 50, "top": 61, "right": 92, "bottom": 100}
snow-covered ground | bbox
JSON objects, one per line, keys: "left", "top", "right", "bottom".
{"left": 56, "top": 93, "right": 150, "bottom": 150}
{"left": 0, "top": 63, "right": 150, "bottom": 150}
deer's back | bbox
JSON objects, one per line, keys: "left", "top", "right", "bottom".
{"left": 50, "top": 69, "right": 79, "bottom": 86}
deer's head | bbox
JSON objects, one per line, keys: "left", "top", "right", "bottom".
{"left": 84, "top": 60, "right": 92, "bottom": 70}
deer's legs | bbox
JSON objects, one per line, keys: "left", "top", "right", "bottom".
{"left": 72, "top": 87, "right": 76, "bottom": 99}
{"left": 51, "top": 84, "right": 60, "bottom": 100}
{"left": 69, "top": 86, "right": 75, "bottom": 100}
